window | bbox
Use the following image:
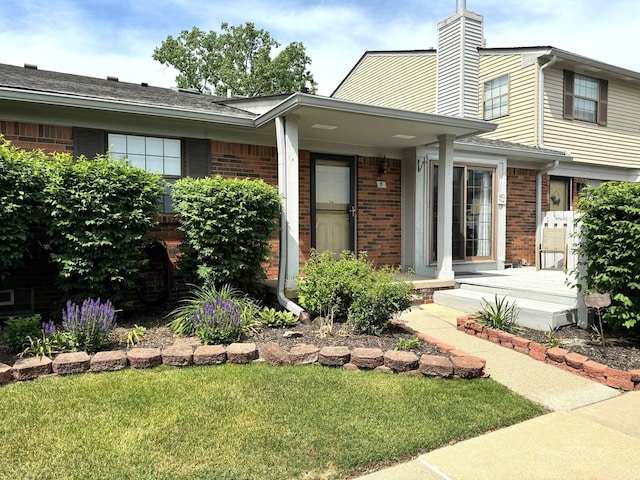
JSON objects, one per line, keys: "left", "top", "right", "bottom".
{"left": 108, "top": 134, "right": 181, "bottom": 213}
{"left": 563, "top": 70, "right": 608, "bottom": 125}
{"left": 483, "top": 74, "right": 509, "bottom": 120}
{"left": 431, "top": 164, "right": 495, "bottom": 262}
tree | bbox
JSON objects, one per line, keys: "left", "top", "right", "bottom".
{"left": 152, "top": 22, "right": 317, "bottom": 96}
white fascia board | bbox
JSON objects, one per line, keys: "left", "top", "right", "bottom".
{"left": 0, "top": 87, "right": 256, "bottom": 127}
{"left": 453, "top": 141, "right": 571, "bottom": 163}
{"left": 255, "top": 93, "right": 497, "bottom": 134}
{"left": 549, "top": 48, "right": 640, "bottom": 80}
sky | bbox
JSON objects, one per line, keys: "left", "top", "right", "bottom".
{"left": 2, "top": 0, "right": 640, "bottom": 96}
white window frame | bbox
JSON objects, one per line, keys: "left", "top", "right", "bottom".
{"left": 483, "top": 74, "right": 509, "bottom": 120}
{"left": 573, "top": 73, "right": 599, "bottom": 123}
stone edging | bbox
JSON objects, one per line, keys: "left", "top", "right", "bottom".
{"left": 457, "top": 314, "right": 640, "bottom": 391}
{"left": 0, "top": 324, "right": 488, "bottom": 386}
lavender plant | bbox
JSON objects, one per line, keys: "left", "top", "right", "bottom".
{"left": 62, "top": 298, "right": 117, "bottom": 352}
{"left": 191, "top": 298, "right": 246, "bottom": 345}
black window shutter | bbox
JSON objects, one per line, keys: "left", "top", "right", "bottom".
{"left": 598, "top": 79, "right": 608, "bottom": 126}
{"left": 73, "top": 127, "right": 105, "bottom": 160}
{"left": 185, "top": 138, "right": 211, "bottom": 178}
{"left": 563, "top": 70, "right": 574, "bottom": 120}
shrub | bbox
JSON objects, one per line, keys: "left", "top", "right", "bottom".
{"left": 476, "top": 294, "right": 522, "bottom": 334}
{"left": 171, "top": 176, "right": 281, "bottom": 292}
{"left": 258, "top": 307, "right": 297, "bottom": 328}
{"left": 2, "top": 314, "right": 43, "bottom": 352}
{"left": 46, "top": 155, "right": 164, "bottom": 306}
{"left": 0, "top": 138, "right": 53, "bottom": 285}
{"left": 573, "top": 182, "right": 640, "bottom": 333}
{"left": 297, "top": 251, "right": 412, "bottom": 335}
{"left": 167, "top": 284, "right": 260, "bottom": 343}
{"left": 61, "top": 298, "right": 117, "bottom": 352}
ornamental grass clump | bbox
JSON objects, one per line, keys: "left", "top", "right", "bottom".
{"left": 62, "top": 298, "right": 117, "bottom": 352}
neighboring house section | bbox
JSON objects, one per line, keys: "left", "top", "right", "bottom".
{"left": 333, "top": 4, "right": 640, "bottom": 271}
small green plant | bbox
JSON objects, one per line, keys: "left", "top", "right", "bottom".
{"left": 3, "top": 314, "right": 43, "bottom": 352}
{"left": 259, "top": 307, "right": 298, "bottom": 328}
{"left": 477, "top": 295, "right": 522, "bottom": 334}
{"left": 394, "top": 337, "right": 420, "bottom": 351}
{"left": 542, "top": 327, "right": 561, "bottom": 348}
{"left": 312, "top": 312, "right": 334, "bottom": 339}
{"left": 126, "top": 325, "right": 147, "bottom": 348}
{"left": 19, "top": 332, "right": 54, "bottom": 358}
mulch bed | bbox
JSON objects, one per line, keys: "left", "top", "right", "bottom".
{"left": 515, "top": 324, "right": 640, "bottom": 372}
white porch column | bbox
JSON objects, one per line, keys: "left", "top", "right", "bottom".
{"left": 436, "top": 134, "right": 455, "bottom": 280}
{"left": 275, "top": 115, "right": 300, "bottom": 290}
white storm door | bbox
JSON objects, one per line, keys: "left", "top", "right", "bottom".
{"left": 313, "top": 157, "right": 355, "bottom": 254}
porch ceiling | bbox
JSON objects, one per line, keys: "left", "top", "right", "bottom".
{"left": 254, "top": 93, "right": 497, "bottom": 157}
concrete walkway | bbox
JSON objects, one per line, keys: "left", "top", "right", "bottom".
{"left": 353, "top": 304, "right": 640, "bottom": 480}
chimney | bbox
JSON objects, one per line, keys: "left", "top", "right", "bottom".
{"left": 436, "top": 3, "right": 484, "bottom": 118}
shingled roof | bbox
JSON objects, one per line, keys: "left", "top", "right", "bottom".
{"left": 0, "top": 63, "right": 256, "bottom": 119}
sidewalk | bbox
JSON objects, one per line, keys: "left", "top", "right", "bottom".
{"left": 354, "top": 304, "right": 640, "bottom": 480}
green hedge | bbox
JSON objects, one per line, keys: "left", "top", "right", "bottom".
{"left": 575, "top": 182, "right": 640, "bottom": 333}
{"left": 0, "top": 139, "right": 52, "bottom": 285}
{"left": 172, "top": 175, "right": 281, "bottom": 292}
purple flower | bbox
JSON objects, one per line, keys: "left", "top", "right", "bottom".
{"left": 42, "top": 320, "right": 56, "bottom": 337}
{"left": 61, "top": 298, "right": 117, "bottom": 351}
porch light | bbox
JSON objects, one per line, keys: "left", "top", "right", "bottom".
{"left": 378, "top": 157, "right": 388, "bottom": 175}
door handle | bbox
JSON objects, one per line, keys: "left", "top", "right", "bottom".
{"left": 349, "top": 205, "right": 357, "bottom": 217}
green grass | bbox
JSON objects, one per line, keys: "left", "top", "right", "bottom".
{"left": 0, "top": 363, "right": 544, "bottom": 479}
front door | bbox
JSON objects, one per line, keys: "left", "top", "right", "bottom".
{"left": 312, "top": 154, "right": 356, "bottom": 254}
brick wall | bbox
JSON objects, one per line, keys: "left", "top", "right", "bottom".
{"left": 505, "top": 167, "right": 538, "bottom": 266}
{"left": 0, "top": 121, "right": 73, "bottom": 153}
{"left": 357, "top": 156, "right": 402, "bottom": 266}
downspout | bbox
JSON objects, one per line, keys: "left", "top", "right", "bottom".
{"left": 275, "top": 116, "right": 304, "bottom": 316}
{"left": 535, "top": 54, "right": 570, "bottom": 268}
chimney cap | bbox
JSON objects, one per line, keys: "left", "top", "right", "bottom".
{"left": 456, "top": 0, "right": 466, "bottom": 11}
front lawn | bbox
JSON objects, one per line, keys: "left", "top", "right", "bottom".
{"left": 0, "top": 363, "right": 544, "bottom": 479}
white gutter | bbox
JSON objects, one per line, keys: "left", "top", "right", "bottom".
{"left": 274, "top": 116, "right": 304, "bottom": 316}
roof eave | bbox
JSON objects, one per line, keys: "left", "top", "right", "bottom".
{"left": 0, "top": 87, "right": 256, "bottom": 127}
{"left": 454, "top": 140, "right": 572, "bottom": 162}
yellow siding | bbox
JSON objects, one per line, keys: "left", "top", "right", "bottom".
{"left": 543, "top": 67, "right": 640, "bottom": 169}
{"left": 478, "top": 53, "right": 538, "bottom": 145}
{"left": 333, "top": 53, "right": 436, "bottom": 113}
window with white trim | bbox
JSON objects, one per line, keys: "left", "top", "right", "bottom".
{"left": 483, "top": 74, "right": 509, "bottom": 120}
{"left": 563, "top": 70, "right": 608, "bottom": 125}
{"left": 108, "top": 134, "right": 181, "bottom": 213}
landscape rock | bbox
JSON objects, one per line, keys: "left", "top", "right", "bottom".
{"left": 384, "top": 350, "right": 419, "bottom": 372}
{"left": 283, "top": 331, "right": 303, "bottom": 339}
{"left": 350, "top": 348, "right": 384, "bottom": 369}
{"left": 0, "top": 363, "right": 12, "bottom": 385}
{"left": 127, "top": 348, "right": 162, "bottom": 369}
{"left": 318, "top": 346, "right": 351, "bottom": 367}
{"left": 343, "top": 363, "right": 360, "bottom": 371}
{"left": 452, "top": 356, "right": 485, "bottom": 379}
{"left": 419, "top": 355, "right": 454, "bottom": 377}
{"left": 289, "top": 344, "right": 319, "bottom": 365}
{"left": 193, "top": 345, "right": 227, "bottom": 365}
{"left": 374, "top": 365, "right": 394, "bottom": 374}
{"left": 162, "top": 345, "right": 194, "bottom": 367}
{"left": 12, "top": 356, "right": 53, "bottom": 381}
{"left": 52, "top": 352, "right": 90, "bottom": 375}
{"left": 226, "top": 343, "right": 259, "bottom": 364}
{"left": 260, "top": 342, "right": 291, "bottom": 366}
{"left": 91, "top": 350, "right": 128, "bottom": 372}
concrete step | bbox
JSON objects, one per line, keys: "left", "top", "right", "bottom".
{"left": 458, "top": 282, "right": 577, "bottom": 308}
{"left": 433, "top": 288, "right": 576, "bottom": 331}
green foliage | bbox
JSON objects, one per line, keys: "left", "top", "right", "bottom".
{"left": 46, "top": 156, "right": 164, "bottom": 306}
{"left": 153, "top": 22, "right": 317, "bottom": 96}
{"left": 258, "top": 307, "right": 297, "bottom": 328}
{"left": 19, "top": 332, "right": 55, "bottom": 358}
{"left": 394, "top": 337, "right": 420, "bottom": 351}
{"left": 168, "top": 284, "right": 260, "bottom": 343}
{"left": 297, "top": 251, "right": 412, "bottom": 336}
{"left": 573, "top": 182, "right": 640, "bottom": 333}
{"left": 172, "top": 176, "right": 281, "bottom": 292}
{"left": 3, "top": 314, "right": 43, "bottom": 351}
{"left": 0, "top": 138, "right": 53, "bottom": 285}
{"left": 477, "top": 294, "right": 522, "bottom": 334}
{"left": 542, "top": 328, "right": 561, "bottom": 348}
{"left": 126, "top": 325, "right": 147, "bottom": 348}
